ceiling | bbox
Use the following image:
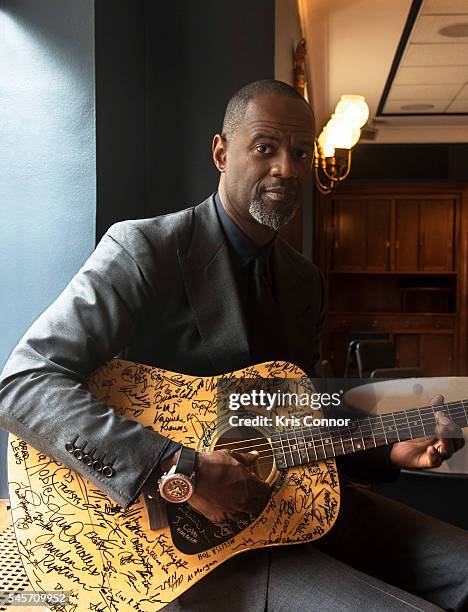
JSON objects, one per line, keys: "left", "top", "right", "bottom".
{"left": 299, "top": 0, "right": 468, "bottom": 143}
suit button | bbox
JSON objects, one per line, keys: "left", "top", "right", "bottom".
{"left": 65, "top": 443, "right": 75, "bottom": 453}
{"left": 102, "top": 466, "right": 114, "bottom": 478}
{"left": 73, "top": 449, "right": 84, "bottom": 460}
{"left": 82, "top": 454, "right": 93, "bottom": 466}
{"left": 92, "top": 460, "right": 103, "bottom": 472}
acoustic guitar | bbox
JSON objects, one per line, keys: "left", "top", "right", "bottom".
{"left": 7, "top": 359, "right": 468, "bottom": 611}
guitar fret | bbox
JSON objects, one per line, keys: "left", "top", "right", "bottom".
{"left": 367, "top": 416, "right": 377, "bottom": 448}
{"left": 303, "top": 428, "right": 311, "bottom": 463}
{"left": 289, "top": 430, "right": 304, "bottom": 466}
{"left": 320, "top": 426, "right": 334, "bottom": 459}
{"left": 304, "top": 427, "right": 319, "bottom": 461}
{"left": 326, "top": 425, "right": 336, "bottom": 457}
{"left": 404, "top": 410, "right": 413, "bottom": 440}
{"left": 392, "top": 413, "right": 401, "bottom": 442}
{"left": 381, "top": 413, "right": 398, "bottom": 444}
{"left": 295, "top": 427, "right": 309, "bottom": 464}
{"left": 356, "top": 419, "right": 366, "bottom": 450}
{"left": 280, "top": 431, "right": 295, "bottom": 468}
{"left": 418, "top": 408, "right": 427, "bottom": 437}
{"left": 348, "top": 426, "right": 356, "bottom": 452}
{"left": 404, "top": 409, "right": 421, "bottom": 439}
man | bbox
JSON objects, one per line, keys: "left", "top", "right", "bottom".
{"left": 0, "top": 80, "right": 467, "bottom": 611}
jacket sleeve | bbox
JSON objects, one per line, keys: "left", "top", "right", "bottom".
{"left": 0, "top": 221, "right": 174, "bottom": 508}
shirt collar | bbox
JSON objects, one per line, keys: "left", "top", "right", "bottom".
{"left": 215, "top": 192, "right": 274, "bottom": 267}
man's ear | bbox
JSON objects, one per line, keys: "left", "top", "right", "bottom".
{"left": 212, "top": 134, "right": 227, "bottom": 172}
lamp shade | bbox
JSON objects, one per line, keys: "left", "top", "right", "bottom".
{"left": 323, "top": 114, "right": 360, "bottom": 150}
{"left": 318, "top": 128, "right": 335, "bottom": 158}
{"left": 334, "top": 95, "right": 369, "bottom": 129}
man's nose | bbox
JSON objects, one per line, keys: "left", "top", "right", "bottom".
{"left": 271, "top": 150, "right": 298, "bottom": 178}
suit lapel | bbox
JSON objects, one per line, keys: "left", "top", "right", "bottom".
{"left": 178, "top": 196, "right": 251, "bottom": 373}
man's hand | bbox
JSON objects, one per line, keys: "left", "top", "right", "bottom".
{"left": 188, "top": 449, "right": 271, "bottom": 524}
{"left": 390, "top": 394, "right": 465, "bottom": 469}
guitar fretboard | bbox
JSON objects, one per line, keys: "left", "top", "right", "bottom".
{"left": 271, "top": 399, "right": 468, "bottom": 469}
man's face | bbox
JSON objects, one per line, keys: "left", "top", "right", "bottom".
{"left": 220, "top": 94, "right": 315, "bottom": 232}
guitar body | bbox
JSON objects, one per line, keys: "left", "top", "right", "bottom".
{"left": 7, "top": 360, "right": 340, "bottom": 611}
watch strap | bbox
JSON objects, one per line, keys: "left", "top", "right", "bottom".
{"left": 175, "top": 446, "right": 196, "bottom": 478}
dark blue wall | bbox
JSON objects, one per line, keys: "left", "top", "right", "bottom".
{"left": 0, "top": 0, "right": 96, "bottom": 498}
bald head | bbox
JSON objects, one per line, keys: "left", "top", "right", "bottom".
{"left": 222, "top": 79, "right": 315, "bottom": 139}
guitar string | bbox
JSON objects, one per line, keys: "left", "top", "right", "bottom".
{"left": 215, "top": 427, "right": 467, "bottom": 467}
{"left": 212, "top": 410, "right": 468, "bottom": 463}
{"left": 213, "top": 404, "right": 467, "bottom": 453}
{"left": 214, "top": 399, "right": 467, "bottom": 450}
{"left": 216, "top": 406, "right": 468, "bottom": 454}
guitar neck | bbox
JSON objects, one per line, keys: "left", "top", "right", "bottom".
{"left": 271, "top": 399, "right": 468, "bottom": 469}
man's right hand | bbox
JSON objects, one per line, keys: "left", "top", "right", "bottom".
{"left": 188, "top": 449, "right": 271, "bottom": 523}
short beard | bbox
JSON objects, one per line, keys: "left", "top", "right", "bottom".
{"left": 249, "top": 196, "right": 298, "bottom": 231}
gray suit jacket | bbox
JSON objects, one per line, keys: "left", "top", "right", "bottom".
{"left": 0, "top": 195, "right": 325, "bottom": 509}
{"left": 0, "top": 195, "right": 402, "bottom": 611}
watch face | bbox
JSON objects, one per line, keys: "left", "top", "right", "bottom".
{"left": 160, "top": 475, "right": 194, "bottom": 503}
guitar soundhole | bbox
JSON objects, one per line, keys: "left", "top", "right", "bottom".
{"left": 214, "top": 425, "right": 275, "bottom": 481}
{"left": 168, "top": 426, "right": 274, "bottom": 555}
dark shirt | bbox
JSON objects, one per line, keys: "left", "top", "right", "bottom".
{"left": 214, "top": 192, "right": 274, "bottom": 288}
{"left": 214, "top": 193, "right": 288, "bottom": 364}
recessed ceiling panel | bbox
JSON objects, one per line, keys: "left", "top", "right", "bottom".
{"left": 384, "top": 100, "right": 448, "bottom": 112}
{"left": 394, "top": 65, "right": 468, "bottom": 84}
{"left": 389, "top": 83, "right": 461, "bottom": 99}
{"left": 455, "top": 83, "right": 468, "bottom": 99}
{"left": 446, "top": 100, "right": 468, "bottom": 111}
{"left": 423, "top": 0, "right": 468, "bottom": 14}
{"left": 412, "top": 16, "right": 468, "bottom": 43}
{"left": 405, "top": 43, "right": 468, "bottom": 66}
{"left": 379, "top": 0, "right": 468, "bottom": 115}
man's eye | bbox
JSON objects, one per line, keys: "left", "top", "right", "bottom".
{"left": 295, "top": 150, "right": 311, "bottom": 159}
{"left": 255, "top": 144, "right": 273, "bottom": 154}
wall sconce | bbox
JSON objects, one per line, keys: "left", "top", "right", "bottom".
{"left": 314, "top": 95, "right": 369, "bottom": 194}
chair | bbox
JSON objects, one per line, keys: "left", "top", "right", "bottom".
{"left": 355, "top": 339, "right": 395, "bottom": 378}
{"left": 344, "top": 331, "right": 388, "bottom": 377}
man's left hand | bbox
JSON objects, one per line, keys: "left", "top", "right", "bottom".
{"left": 390, "top": 394, "right": 465, "bottom": 469}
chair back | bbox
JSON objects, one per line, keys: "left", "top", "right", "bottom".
{"left": 355, "top": 339, "right": 396, "bottom": 378}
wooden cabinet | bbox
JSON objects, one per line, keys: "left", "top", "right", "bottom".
{"left": 395, "top": 200, "right": 419, "bottom": 271}
{"left": 332, "top": 199, "right": 391, "bottom": 271}
{"left": 332, "top": 199, "right": 365, "bottom": 270}
{"left": 394, "top": 332, "right": 454, "bottom": 376}
{"left": 315, "top": 184, "right": 466, "bottom": 377}
{"left": 419, "top": 200, "right": 454, "bottom": 271}
{"left": 331, "top": 196, "right": 455, "bottom": 273}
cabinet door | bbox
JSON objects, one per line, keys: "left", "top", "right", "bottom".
{"left": 395, "top": 333, "right": 454, "bottom": 375}
{"left": 420, "top": 200, "right": 454, "bottom": 271}
{"left": 395, "top": 334, "right": 420, "bottom": 368}
{"left": 366, "top": 200, "right": 391, "bottom": 271}
{"left": 395, "top": 200, "right": 419, "bottom": 271}
{"left": 420, "top": 334, "right": 454, "bottom": 376}
{"left": 332, "top": 199, "right": 365, "bottom": 270}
